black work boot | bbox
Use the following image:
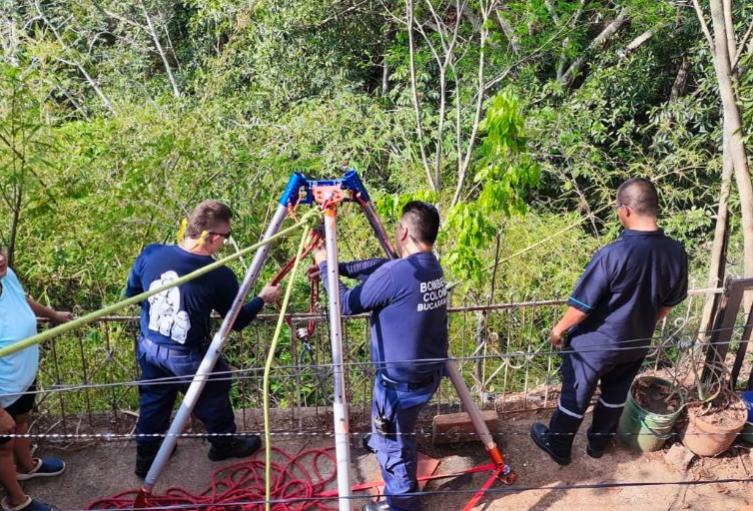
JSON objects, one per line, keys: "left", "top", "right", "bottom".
{"left": 586, "top": 443, "right": 605, "bottom": 459}
{"left": 362, "top": 501, "right": 391, "bottom": 511}
{"left": 361, "top": 434, "right": 376, "bottom": 454}
{"left": 135, "top": 443, "right": 178, "bottom": 478}
{"left": 530, "top": 423, "right": 571, "bottom": 466}
{"left": 207, "top": 434, "right": 261, "bottom": 461}
{"left": 135, "top": 444, "right": 159, "bottom": 479}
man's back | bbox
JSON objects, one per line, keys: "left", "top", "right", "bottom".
{"left": 335, "top": 252, "right": 449, "bottom": 381}
{"left": 126, "top": 243, "right": 240, "bottom": 349}
{"left": 568, "top": 229, "right": 688, "bottom": 363}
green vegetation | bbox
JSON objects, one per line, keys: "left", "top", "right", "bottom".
{"left": 1, "top": 1, "right": 751, "bottom": 414}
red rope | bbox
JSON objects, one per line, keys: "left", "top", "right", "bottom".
{"left": 270, "top": 229, "right": 322, "bottom": 337}
{"left": 87, "top": 447, "right": 339, "bottom": 511}
{"left": 88, "top": 447, "right": 509, "bottom": 511}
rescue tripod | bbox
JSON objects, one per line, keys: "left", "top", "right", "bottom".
{"left": 134, "top": 170, "right": 516, "bottom": 511}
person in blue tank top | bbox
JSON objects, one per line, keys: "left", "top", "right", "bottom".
{"left": 315, "top": 201, "right": 447, "bottom": 511}
{"left": 125, "top": 200, "right": 280, "bottom": 478}
{"left": 0, "top": 247, "right": 72, "bottom": 511}
{"left": 531, "top": 178, "right": 688, "bottom": 465}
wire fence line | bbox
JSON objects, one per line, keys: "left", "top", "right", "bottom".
{"left": 17, "top": 325, "right": 752, "bottom": 396}
{"left": 23, "top": 286, "right": 753, "bottom": 436}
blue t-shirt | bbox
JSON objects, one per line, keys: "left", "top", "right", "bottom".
{"left": 321, "top": 253, "right": 449, "bottom": 382}
{"left": 125, "top": 244, "right": 264, "bottom": 350}
{"left": 567, "top": 229, "right": 688, "bottom": 363}
{"left": 0, "top": 268, "right": 38, "bottom": 408}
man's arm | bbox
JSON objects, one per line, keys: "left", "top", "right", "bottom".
{"left": 339, "top": 258, "right": 388, "bottom": 281}
{"left": 26, "top": 296, "right": 73, "bottom": 324}
{"left": 657, "top": 306, "right": 673, "bottom": 321}
{"left": 314, "top": 249, "right": 393, "bottom": 315}
{"left": 552, "top": 250, "right": 611, "bottom": 347}
{"left": 551, "top": 307, "right": 588, "bottom": 347}
{"left": 124, "top": 251, "right": 145, "bottom": 298}
{"left": 214, "top": 271, "right": 281, "bottom": 331}
{"left": 320, "top": 263, "right": 394, "bottom": 315}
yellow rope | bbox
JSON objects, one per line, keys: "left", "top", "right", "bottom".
{"left": 262, "top": 225, "right": 311, "bottom": 511}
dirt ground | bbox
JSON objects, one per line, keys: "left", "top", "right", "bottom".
{"left": 18, "top": 407, "right": 753, "bottom": 511}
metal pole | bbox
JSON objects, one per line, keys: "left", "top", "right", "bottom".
{"left": 323, "top": 207, "right": 353, "bottom": 511}
{"left": 140, "top": 204, "right": 289, "bottom": 492}
{"left": 357, "top": 199, "right": 398, "bottom": 259}
{"left": 445, "top": 359, "right": 495, "bottom": 450}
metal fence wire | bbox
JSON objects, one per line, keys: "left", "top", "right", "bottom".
{"left": 27, "top": 285, "right": 753, "bottom": 438}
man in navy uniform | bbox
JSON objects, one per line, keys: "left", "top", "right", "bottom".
{"left": 125, "top": 200, "right": 280, "bottom": 478}
{"left": 314, "top": 201, "right": 447, "bottom": 511}
{"left": 531, "top": 178, "right": 688, "bottom": 464}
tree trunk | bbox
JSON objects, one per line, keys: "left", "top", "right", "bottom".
{"left": 709, "top": 0, "right": 753, "bottom": 284}
{"left": 670, "top": 57, "right": 690, "bottom": 100}
{"left": 698, "top": 131, "right": 733, "bottom": 341}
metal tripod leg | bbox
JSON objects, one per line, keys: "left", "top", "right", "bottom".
{"left": 445, "top": 359, "right": 515, "bottom": 481}
{"left": 137, "top": 203, "right": 289, "bottom": 498}
{"left": 323, "top": 207, "right": 353, "bottom": 511}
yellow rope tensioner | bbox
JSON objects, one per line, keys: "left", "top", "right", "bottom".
{"left": 176, "top": 218, "right": 188, "bottom": 244}
{"left": 262, "top": 225, "right": 311, "bottom": 511}
{"left": 0, "top": 208, "right": 322, "bottom": 359}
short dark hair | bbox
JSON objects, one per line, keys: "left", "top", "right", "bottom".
{"left": 186, "top": 200, "right": 232, "bottom": 237}
{"left": 617, "top": 178, "right": 659, "bottom": 217}
{"left": 401, "top": 201, "right": 440, "bottom": 245}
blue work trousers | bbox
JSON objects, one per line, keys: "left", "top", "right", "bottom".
{"left": 548, "top": 353, "right": 643, "bottom": 456}
{"left": 367, "top": 371, "right": 441, "bottom": 511}
{"left": 135, "top": 337, "right": 236, "bottom": 450}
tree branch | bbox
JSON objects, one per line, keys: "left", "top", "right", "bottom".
{"left": 692, "top": 0, "right": 715, "bottom": 52}
{"left": 495, "top": 9, "right": 519, "bottom": 55}
{"left": 723, "top": 0, "right": 736, "bottom": 63}
{"left": 559, "top": 8, "right": 629, "bottom": 87}
{"left": 406, "top": 0, "right": 436, "bottom": 191}
{"left": 452, "top": 2, "right": 493, "bottom": 207}
{"left": 34, "top": 0, "right": 115, "bottom": 113}
{"left": 732, "top": 15, "right": 753, "bottom": 70}
{"left": 618, "top": 28, "right": 655, "bottom": 59}
{"left": 543, "top": 0, "right": 560, "bottom": 24}
{"left": 140, "top": 0, "right": 180, "bottom": 98}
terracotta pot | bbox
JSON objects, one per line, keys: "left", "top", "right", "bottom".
{"left": 682, "top": 399, "right": 747, "bottom": 457}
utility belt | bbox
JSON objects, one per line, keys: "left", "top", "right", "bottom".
{"left": 373, "top": 371, "right": 440, "bottom": 439}
{"left": 139, "top": 335, "right": 203, "bottom": 356}
{"left": 378, "top": 372, "right": 437, "bottom": 391}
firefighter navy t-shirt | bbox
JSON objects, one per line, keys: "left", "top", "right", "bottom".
{"left": 321, "top": 252, "right": 449, "bottom": 382}
{"left": 125, "top": 244, "right": 263, "bottom": 350}
{"left": 567, "top": 229, "right": 688, "bottom": 364}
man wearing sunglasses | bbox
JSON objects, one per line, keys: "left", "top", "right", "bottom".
{"left": 531, "top": 177, "right": 688, "bottom": 465}
{"left": 125, "top": 200, "right": 280, "bottom": 478}
{"left": 314, "top": 201, "right": 447, "bottom": 511}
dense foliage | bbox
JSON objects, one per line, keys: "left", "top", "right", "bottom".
{"left": 1, "top": 1, "right": 753, "bottom": 411}
{"left": 3, "top": 1, "right": 750, "bottom": 307}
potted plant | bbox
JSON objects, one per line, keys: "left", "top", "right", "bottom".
{"left": 681, "top": 354, "right": 747, "bottom": 456}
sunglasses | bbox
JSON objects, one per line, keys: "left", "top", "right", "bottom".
{"left": 209, "top": 230, "right": 232, "bottom": 239}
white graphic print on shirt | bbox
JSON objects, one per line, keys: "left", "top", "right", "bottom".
{"left": 147, "top": 271, "right": 191, "bottom": 344}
